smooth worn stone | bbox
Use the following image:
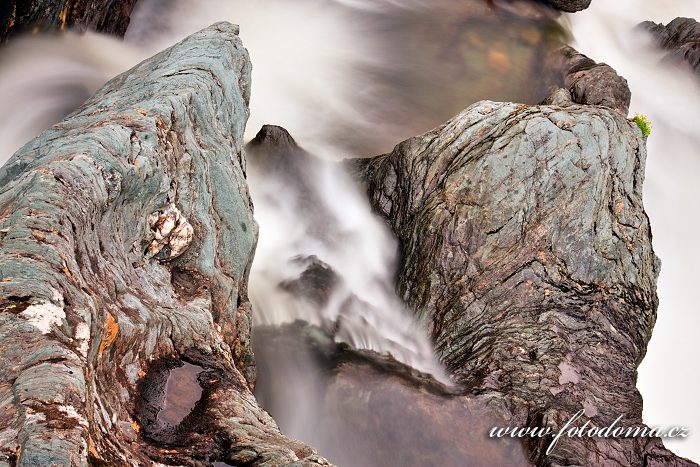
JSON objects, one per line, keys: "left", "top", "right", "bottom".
{"left": 0, "top": 22, "right": 327, "bottom": 467}
{"left": 352, "top": 100, "right": 695, "bottom": 466}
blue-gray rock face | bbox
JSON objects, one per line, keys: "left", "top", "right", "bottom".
{"left": 0, "top": 23, "right": 327, "bottom": 467}
{"left": 355, "top": 101, "right": 696, "bottom": 466}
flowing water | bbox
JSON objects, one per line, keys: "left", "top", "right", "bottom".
{"left": 0, "top": 0, "right": 697, "bottom": 463}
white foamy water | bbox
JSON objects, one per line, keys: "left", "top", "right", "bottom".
{"left": 570, "top": 1, "right": 700, "bottom": 462}
{"left": 0, "top": 32, "right": 146, "bottom": 164}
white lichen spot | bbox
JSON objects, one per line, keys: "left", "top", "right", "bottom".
{"left": 146, "top": 204, "right": 194, "bottom": 260}
{"left": 582, "top": 399, "right": 598, "bottom": 418}
{"left": 21, "top": 288, "right": 65, "bottom": 334}
{"left": 24, "top": 410, "right": 46, "bottom": 424}
{"left": 75, "top": 322, "right": 90, "bottom": 357}
{"left": 58, "top": 405, "right": 88, "bottom": 427}
{"left": 557, "top": 358, "right": 580, "bottom": 385}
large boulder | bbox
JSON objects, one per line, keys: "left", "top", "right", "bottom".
{"left": 0, "top": 23, "right": 327, "bottom": 466}
{"left": 353, "top": 101, "right": 694, "bottom": 466}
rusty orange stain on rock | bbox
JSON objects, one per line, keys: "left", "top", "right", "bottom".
{"left": 58, "top": 7, "right": 68, "bottom": 30}
{"left": 537, "top": 251, "right": 547, "bottom": 264}
{"left": 99, "top": 313, "right": 119, "bottom": 354}
{"left": 614, "top": 201, "right": 624, "bottom": 215}
{"left": 131, "top": 420, "right": 141, "bottom": 433}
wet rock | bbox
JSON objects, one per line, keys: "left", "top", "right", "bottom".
{"left": 0, "top": 23, "right": 327, "bottom": 466}
{"left": 0, "top": 0, "right": 137, "bottom": 43}
{"left": 641, "top": 17, "right": 700, "bottom": 74}
{"left": 254, "top": 321, "right": 530, "bottom": 467}
{"left": 353, "top": 101, "right": 694, "bottom": 466}
{"left": 547, "top": 45, "right": 631, "bottom": 115}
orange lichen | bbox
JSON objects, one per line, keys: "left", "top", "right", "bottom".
{"left": 98, "top": 313, "right": 119, "bottom": 354}
{"left": 614, "top": 201, "right": 624, "bottom": 215}
{"left": 58, "top": 7, "right": 68, "bottom": 30}
{"left": 131, "top": 420, "right": 141, "bottom": 433}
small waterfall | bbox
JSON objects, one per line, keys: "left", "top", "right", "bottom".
{"left": 569, "top": 1, "right": 700, "bottom": 462}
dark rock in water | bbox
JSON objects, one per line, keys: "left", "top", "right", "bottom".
{"left": 0, "top": 0, "right": 137, "bottom": 43}
{"left": 540, "top": 0, "right": 592, "bottom": 13}
{"left": 641, "top": 17, "right": 700, "bottom": 74}
{"left": 254, "top": 321, "right": 531, "bottom": 467}
{"left": 547, "top": 45, "right": 631, "bottom": 115}
{"left": 353, "top": 101, "right": 695, "bottom": 466}
{"left": 0, "top": 23, "right": 327, "bottom": 466}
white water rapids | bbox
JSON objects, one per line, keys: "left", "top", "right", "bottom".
{"left": 0, "top": 0, "right": 698, "bottom": 462}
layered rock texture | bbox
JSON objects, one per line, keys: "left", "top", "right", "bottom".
{"left": 0, "top": 23, "right": 327, "bottom": 467}
{"left": 642, "top": 17, "right": 700, "bottom": 74}
{"left": 354, "top": 101, "right": 695, "bottom": 466}
{"left": 0, "top": 0, "right": 137, "bottom": 43}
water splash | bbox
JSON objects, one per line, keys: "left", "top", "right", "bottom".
{"left": 569, "top": 1, "right": 700, "bottom": 462}
{"left": 245, "top": 125, "right": 448, "bottom": 380}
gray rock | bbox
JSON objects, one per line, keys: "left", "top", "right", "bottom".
{"left": 353, "top": 101, "right": 695, "bottom": 466}
{"left": 0, "top": 0, "right": 137, "bottom": 43}
{"left": 0, "top": 23, "right": 327, "bottom": 466}
{"left": 641, "top": 17, "right": 700, "bottom": 74}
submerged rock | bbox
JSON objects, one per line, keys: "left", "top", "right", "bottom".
{"left": 254, "top": 321, "right": 530, "bottom": 467}
{"left": 0, "top": 0, "right": 137, "bottom": 43}
{"left": 0, "top": 23, "right": 327, "bottom": 466}
{"left": 641, "top": 17, "right": 700, "bottom": 74}
{"left": 353, "top": 101, "right": 695, "bottom": 466}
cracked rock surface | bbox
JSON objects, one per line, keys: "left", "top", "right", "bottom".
{"left": 353, "top": 101, "right": 696, "bottom": 466}
{"left": 0, "top": 22, "right": 327, "bottom": 467}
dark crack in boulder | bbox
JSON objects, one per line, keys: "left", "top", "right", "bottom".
{"left": 0, "top": 22, "right": 328, "bottom": 467}
{"left": 353, "top": 101, "right": 695, "bottom": 466}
